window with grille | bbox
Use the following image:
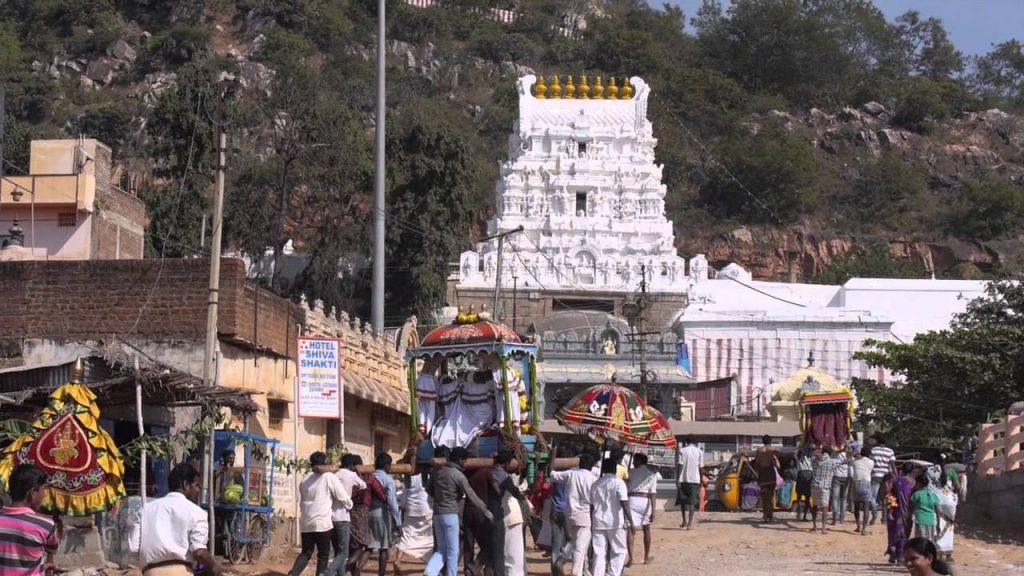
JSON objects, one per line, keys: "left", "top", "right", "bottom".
{"left": 268, "top": 399, "right": 288, "bottom": 430}
{"left": 58, "top": 213, "right": 77, "bottom": 227}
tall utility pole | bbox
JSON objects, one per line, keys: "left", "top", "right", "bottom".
{"left": 371, "top": 0, "right": 386, "bottom": 334}
{"left": 511, "top": 274, "right": 519, "bottom": 332}
{"left": 638, "top": 264, "right": 649, "bottom": 403}
{"left": 483, "top": 225, "right": 524, "bottom": 317}
{"left": 203, "top": 132, "right": 226, "bottom": 389}
{"left": 201, "top": 121, "right": 227, "bottom": 554}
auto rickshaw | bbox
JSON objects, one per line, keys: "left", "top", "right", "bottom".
{"left": 707, "top": 448, "right": 802, "bottom": 512}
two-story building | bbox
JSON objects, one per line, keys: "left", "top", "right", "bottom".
{"left": 0, "top": 138, "right": 145, "bottom": 260}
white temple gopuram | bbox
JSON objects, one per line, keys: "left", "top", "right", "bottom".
{"left": 450, "top": 73, "right": 988, "bottom": 443}
{"left": 457, "top": 74, "right": 690, "bottom": 298}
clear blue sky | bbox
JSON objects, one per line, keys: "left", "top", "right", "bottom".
{"left": 662, "top": 0, "right": 1023, "bottom": 56}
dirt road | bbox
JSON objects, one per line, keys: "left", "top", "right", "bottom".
{"left": 236, "top": 512, "right": 1024, "bottom": 576}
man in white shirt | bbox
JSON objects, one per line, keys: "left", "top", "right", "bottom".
{"left": 132, "top": 462, "right": 222, "bottom": 576}
{"left": 322, "top": 454, "right": 367, "bottom": 576}
{"left": 675, "top": 436, "right": 703, "bottom": 530}
{"left": 589, "top": 458, "right": 632, "bottom": 576}
{"left": 549, "top": 452, "right": 598, "bottom": 576}
{"left": 289, "top": 452, "right": 352, "bottom": 576}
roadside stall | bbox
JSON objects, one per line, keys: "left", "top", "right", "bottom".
{"left": 212, "top": 430, "right": 278, "bottom": 565}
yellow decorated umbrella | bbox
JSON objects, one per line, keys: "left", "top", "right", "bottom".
{"left": 0, "top": 383, "right": 126, "bottom": 516}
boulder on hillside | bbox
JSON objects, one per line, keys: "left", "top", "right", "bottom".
{"left": 861, "top": 101, "right": 888, "bottom": 116}
{"left": 238, "top": 61, "right": 275, "bottom": 96}
{"left": 246, "top": 34, "right": 266, "bottom": 58}
{"left": 838, "top": 106, "right": 863, "bottom": 123}
{"left": 86, "top": 58, "right": 117, "bottom": 85}
{"left": 808, "top": 107, "right": 835, "bottom": 127}
{"left": 109, "top": 39, "right": 137, "bottom": 63}
{"left": 729, "top": 227, "right": 753, "bottom": 245}
{"left": 877, "top": 128, "right": 911, "bottom": 151}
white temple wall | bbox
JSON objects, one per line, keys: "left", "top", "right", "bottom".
{"left": 678, "top": 322, "right": 893, "bottom": 414}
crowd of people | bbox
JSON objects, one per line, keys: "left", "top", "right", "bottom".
{"left": 745, "top": 434, "right": 962, "bottom": 575}
{"left": 278, "top": 443, "right": 654, "bottom": 576}
{"left": 0, "top": 431, "right": 965, "bottom": 576}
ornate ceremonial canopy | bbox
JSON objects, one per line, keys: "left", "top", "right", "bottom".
{"left": 0, "top": 383, "right": 126, "bottom": 516}
{"left": 556, "top": 383, "right": 676, "bottom": 453}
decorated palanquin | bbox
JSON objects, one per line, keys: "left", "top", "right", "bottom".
{"left": 407, "top": 309, "right": 541, "bottom": 467}
{"left": 0, "top": 383, "right": 126, "bottom": 516}
{"left": 555, "top": 384, "right": 676, "bottom": 453}
{"left": 769, "top": 366, "right": 855, "bottom": 449}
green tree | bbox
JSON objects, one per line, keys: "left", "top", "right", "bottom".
{"left": 143, "top": 61, "right": 229, "bottom": 257}
{"left": 893, "top": 10, "right": 963, "bottom": 80}
{"left": 946, "top": 178, "right": 1024, "bottom": 241}
{"left": 0, "top": 22, "right": 23, "bottom": 76}
{"left": 138, "top": 25, "right": 212, "bottom": 73}
{"left": 853, "top": 279, "right": 1024, "bottom": 452}
{"left": 815, "top": 245, "right": 926, "bottom": 285}
{"left": 385, "top": 101, "right": 482, "bottom": 319}
{"left": 892, "top": 76, "right": 968, "bottom": 133}
{"left": 970, "top": 40, "right": 1024, "bottom": 111}
{"left": 70, "top": 105, "right": 133, "bottom": 158}
{"left": 226, "top": 42, "right": 372, "bottom": 298}
{"left": 698, "top": 124, "right": 817, "bottom": 223}
{"left": 694, "top": 0, "right": 894, "bottom": 106}
{"left": 839, "top": 153, "right": 928, "bottom": 231}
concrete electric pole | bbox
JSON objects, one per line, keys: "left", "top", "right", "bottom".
{"left": 371, "top": 0, "right": 386, "bottom": 334}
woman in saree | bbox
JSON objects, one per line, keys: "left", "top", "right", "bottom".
{"left": 927, "top": 464, "right": 958, "bottom": 563}
{"left": 884, "top": 462, "right": 916, "bottom": 565}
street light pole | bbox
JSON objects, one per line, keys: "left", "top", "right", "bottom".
{"left": 371, "top": 0, "right": 386, "bottom": 334}
{"left": 638, "top": 264, "right": 649, "bottom": 403}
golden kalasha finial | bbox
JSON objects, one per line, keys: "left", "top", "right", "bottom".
{"left": 549, "top": 75, "right": 563, "bottom": 99}
{"left": 606, "top": 77, "right": 619, "bottom": 99}
{"left": 591, "top": 75, "right": 604, "bottom": 99}
{"left": 565, "top": 75, "right": 576, "bottom": 99}
{"left": 578, "top": 75, "right": 590, "bottom": 99}
{"left": 533, "top": 76, "right": 547, "bottom": 99}
{"left": 620, "top": 77, "right": 634, "bottom": 99}
{"left": 71, "top": 356, "right": 84, "bottom": 384}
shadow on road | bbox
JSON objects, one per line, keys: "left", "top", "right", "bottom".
{"left": 813, "top": 561, "right": 903, "bottom": 573}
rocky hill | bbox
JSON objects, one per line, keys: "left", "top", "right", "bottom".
{"left": 3, "top": 0, "right": 1024, "bottom": 316}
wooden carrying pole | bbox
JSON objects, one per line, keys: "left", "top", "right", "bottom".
{"left": 347, "top": 456, "right": 580, "bottom": 476}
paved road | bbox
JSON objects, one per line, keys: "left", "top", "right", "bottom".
{"left": 237, "top": 511, "right": 1024, "bottom": 576}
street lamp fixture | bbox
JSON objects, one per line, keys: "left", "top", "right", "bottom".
{"left": 10, "top": 188, "right": 22, "bottom": 202}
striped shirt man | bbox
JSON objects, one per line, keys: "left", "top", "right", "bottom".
{"left": 870, "top": 445, "right": 895, "bottom": 479}
{"left": 0, "top": 506, "right": 59, "bottom": 576}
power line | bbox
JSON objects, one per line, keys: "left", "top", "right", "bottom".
{"left": 127, "top": 91, "right": 207, "bottom": 337}
{"left": 717, "top": 273, "right": 808, "bottom": 308}
{"left": 652, "top": 91, "right": 784, "bottom": 225}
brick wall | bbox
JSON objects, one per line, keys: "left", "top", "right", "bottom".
{"left": 0, "top": 258, "right": 300, "bottom": 357}
{"left": 92, "top": 185, "right": 146, "bottom": 259}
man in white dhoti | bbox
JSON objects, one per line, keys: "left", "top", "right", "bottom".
{"left": 589, "top": 458, "right": 632, "bottom": 576}
{"left": 550, "top": 452, "right": 598, "bottom": 576}
{"left": 625, "top": 454, "right": 660, "bottom": 566}
{"left": 392, "top": 465, "right": 433, "bottom": 572}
